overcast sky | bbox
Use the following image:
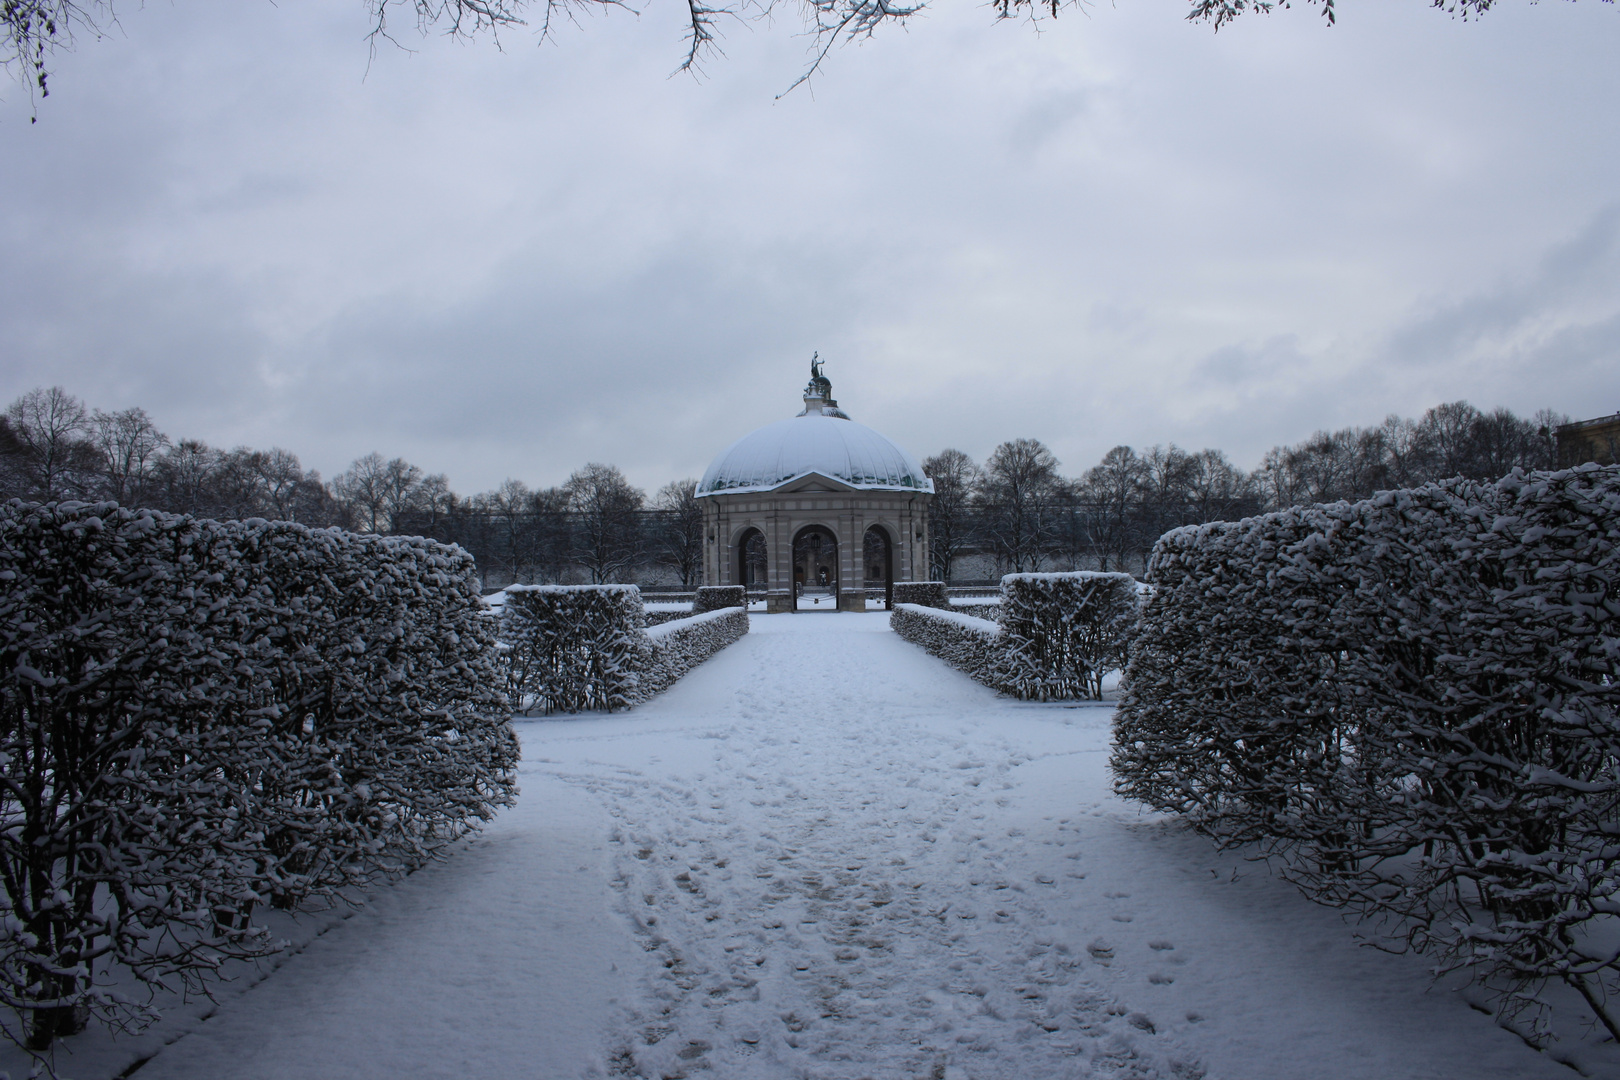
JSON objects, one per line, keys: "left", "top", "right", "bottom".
{"left": 3, "top": 1, "right": 1617, "bottom": 495}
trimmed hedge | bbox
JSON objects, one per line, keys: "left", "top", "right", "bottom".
{"left": 694, "top": 585, "right": 747, "bottom": 613}
{"left": 891, "top": 603, "right": 1003, "bottom": 687}
{"left": 643, "top": 603, "right": 693, "bottom": 627}
{"left": 0, "top": 500, "right": 518, "bottom": 1048}
{"left": 501, "top": 584, "right": 748, "bottom": 714}
{"left": 1001, "top": 573, "right": 1141, "bottom": 700}
{"left": 892, "top": 581, "right": 949, "bottom": 609}
{"left": 891, "top": 572, "right": 1140, "bottom": 700}
{"left": 640, "top": 608, "right": 751, "bottom": 700}
{"left": 1112, "top": 465, "right": 1620, "bottom": 1037}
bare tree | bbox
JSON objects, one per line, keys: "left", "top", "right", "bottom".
{"left": 333, "top": 453, "right": 390, "bottom": 532}
{"left": 4, "top": 0, "right": 930, "bottom": 112}
{"left": 411, "top": 473, "right": 455, "bottom": 533}
{"left": 564, "top": 463, "right": 645, "bottom": 584}
{"left": 2, "top": 387, "right": 96, "bottom": 499}
{"left": 977, "top": 438, "right": 1061, "bottom": 574}
{"left": 377, "top": 458, "right": 426, "bottom": 532}
{"left": 474, "top": 478, "right": 539, "bottom": 584}
{"left": 333, "top": 453, "right": 426, "bottom": 533}
{"left": 1076, "top": 445, "right": 1148, "bottom": 572}
{"left": 652, "top": 478, "right": 705, "bottom": 588}
{"left": 88, "top": 406, "right": 168, "bottom": 504}
{"left": 1187, "top": 0, "right": 1501, "bottom": 31}
{"left": 922, "top": 448, "right": 979, "bottom": 583}
{"left": 1257, "top": 401, "right": 1574, "bottom": 511}
{"left": 11, "top": 0, "right": 1542, "bottom": 116}
{"left": 1184, "top": 447, "right": 1259, "bottom": 523}
{"left": 1414, "top": 399, "right": 1484, "bottom": 479}
{"left": 147, "top": 439, "right": 221, "bottom": 515}
{"left": 1138, "top": 444, "right": 1199, "bottom": 542}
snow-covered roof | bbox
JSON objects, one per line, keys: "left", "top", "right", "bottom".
{"left": 698, "top": 410, "right": 933, "bottom": 498}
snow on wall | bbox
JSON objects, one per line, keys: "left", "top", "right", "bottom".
{"left": 1112, "top": 463, "right": 1620, "bottom": 1038}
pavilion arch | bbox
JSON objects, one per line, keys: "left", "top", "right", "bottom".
{"left": 791, "top": 523, "right": 841, "bottom": 610}
{"left": 863, "top": 523, "right": 896, "bottom": 610}
{"left": 734, "top": 526, "right": 768, "bottom": 589}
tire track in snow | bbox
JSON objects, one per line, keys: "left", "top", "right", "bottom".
{"left": 544, "top": 615, "right": 1206, "bottom": 1080}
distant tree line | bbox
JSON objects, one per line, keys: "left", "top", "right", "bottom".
{"left": 1, "top": 385, "right": 1565, "bottom": 585}
{"left": 925, "top": 401, "right": 1566, "bottom": 579}
{"left": 0, "top": 386, "right": 703, "bottom": 588}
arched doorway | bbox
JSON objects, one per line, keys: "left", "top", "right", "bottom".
{"left": 737, "top": 528, "right": 768, "bottom": 591}
{"left": 792, "top": 525, "right": 839, "bottom": 612}
{"left": 864, "top": 525, "right": 894, "bottom": 610}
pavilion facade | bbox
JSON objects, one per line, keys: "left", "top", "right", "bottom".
{"left": 696, "top": 361, "right": 934, "bottom": 613}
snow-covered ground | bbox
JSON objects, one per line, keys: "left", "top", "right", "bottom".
{"left": 30, "top": 613, "right": 1613, "bottom": 1079}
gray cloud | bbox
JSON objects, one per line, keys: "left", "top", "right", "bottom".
{"left": 2, "top": 0, "right": 1618, "bottom": 493}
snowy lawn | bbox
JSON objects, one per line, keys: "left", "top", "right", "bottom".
{"left": 47, "top": 614, "right": 1608, "bottom": 1079}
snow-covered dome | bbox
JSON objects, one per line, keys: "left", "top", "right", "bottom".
{"left": 698, "top": 360, "right": 934, "bottom": 497}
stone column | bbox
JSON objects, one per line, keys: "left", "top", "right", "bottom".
{"left": 839, "top": 506, "right": 865, "bottom": 612}
{"left": 766, "top": 509, "right": 793, "bottom": 613}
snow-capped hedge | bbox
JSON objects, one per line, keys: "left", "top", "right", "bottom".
{"left": 0, "top": 500, "right": 519, "bottom": 1049}
{"left": 1112, "top": 464, "right": 1620, "bottom": 1037}
{"left": 643, "top": 601, "right": 693, "bottom": 627}
{"left": 1000, "top": 573, "right": 1141, "bottom": 700}
{"left": 639, "top": 607, "right": 751, "bottom": 700}
{"left": 501, "top": 585, "right": 647, "bottom": 713}
{"left": 501, "top": 584, "right": 748, "bottom": 714}
{"left": 891, "top": 603, "right": 1003, "bottom": 687}
{"left": 891, "top": 572, "right": 1140, "bottom": 700}
{"left": 892, "top": 581, "right": 949, "bottom": 609}
{"left": 694, "top": 585, "right": 747, "bottom": 613}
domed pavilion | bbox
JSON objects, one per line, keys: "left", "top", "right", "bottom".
{"left": 698, "top": 358, "right": 934, "bottom": 613}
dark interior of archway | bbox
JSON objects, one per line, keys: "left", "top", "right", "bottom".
{"left": 792, "top": 526, "right": 839, "bottom": 610}
{"left": 738, "top": 528, "right": 768, "bottom": 587}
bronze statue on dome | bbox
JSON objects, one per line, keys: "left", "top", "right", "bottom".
{"left": 806, "top": 352, "right": 833, "bottom": 401}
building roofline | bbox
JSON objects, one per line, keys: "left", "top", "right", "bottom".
{"left": 1556, "top": 411, "right": 1620, "bottom": 434}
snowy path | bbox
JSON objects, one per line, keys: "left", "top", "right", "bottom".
{"left": 132, "top": 614, "right": 1586, "bottom": 1080}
